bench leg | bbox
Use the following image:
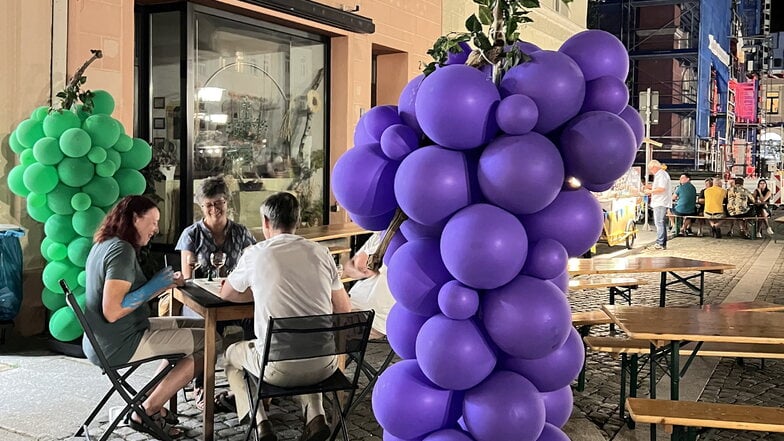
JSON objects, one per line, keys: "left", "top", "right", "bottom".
{"left": 619, "top": 353, "right": 627, "bottom": 422}
{"left": 575, "top": 325, "right": 591, "bottom": 392}
{"left": 626, "top": 354, "right": 638, "bottom": 429}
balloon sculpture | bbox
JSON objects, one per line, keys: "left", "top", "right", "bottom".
{"left": 333, "top": 26, "right": 642, "bottom": 441}
{"left": 6, "top": 52, "right": 152, "bottom": 341}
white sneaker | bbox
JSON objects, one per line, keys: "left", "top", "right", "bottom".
{"left": 767, "top": 227, "right": 774, "bottom": 235}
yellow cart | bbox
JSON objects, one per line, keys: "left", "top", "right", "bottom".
{"left": 597, "top": 196, "right": 643, "bottom": 249}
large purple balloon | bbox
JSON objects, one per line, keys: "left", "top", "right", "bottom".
{"left": 386, "top": 303, "right": 428, "bottom": 359}
{"left": 363, "top": 105, "right": 403, "bottom": 141}
{"left": 373, "top": 360, "right": 463, "bottom": 439}
{"left": 399, "top": 75, "right": 425, "bottom": 135}
{"left": 441, "top": 204, "right": 528, "bottom": 290}
{"left": 383, "top": 230, "right": 408, "bottom": 267}
{"left": 385, "top": 434, "right": 424, "bottom": 441}
{"left": 424, "top": 429, "right": 474, "bottom": 441}
{"left": 463, "top": 370, "right": 546, "bottom": 441}
{"left": 478, "top": 133, "right": 564, "bottom": 214}
{"left": 351, "top": 209, "right": 396, "bottom": 231}
{"left": 416, "top": 315, "right": 497, "bottom": 390}
{"left": 500, "top": 50, "right": 585, "bottom": 134}
{"left": 559, "top": 30, "right": 629, "bottom": 81}
{"left": 381, "top": 123, "right": 420, "bottom": 161}
{"left": 513, "top": 40, "right": 542, "bottom": 55}
{"left": 495, "top": 94, "right": 538, "bottom": 135}
{"left": 416, "top": 65, "right": 500, "bottom": 150}
{"left": 580, "top": 76, "right": 629, "bottom": 114}
{"left": 519, "top": 188, "right": 603, "bottom": 257}
{"left": 438, "top": 280, "right": 479, "bottom": 320}
{"left": 387, "top": 239, "right": 452, "bottom": 316}
{"left": 503, "top": 327, "right": 586, "bottom": 392}
{"left": 522, "top": 239, "right": 568, "bottom": 280}
{"left": 547, "top": 270, "right": 569, "bottom": 294}
{"left": 483, "top": 275, "right": 572, "bottom": 359}
{"left": 333, "top": 144, "right": 398, "bottom": 217}
{"left": 619, "top": 105, "right": 644, "bottom": 147}
{"left": 395, "top": 146, "right": 473, "bottom": 226}
{"left": 583, "top": 180, "right": 615, "bottom": 193}
{"left": 537, "top": 424, "right": 569, "bottom": 441}
{"left": 540, "top": 385, "right": 573, "bottom": 428}
{"left": 560, "top": 111, "right": 637, "bottom": 185}
{"left": 401, "top": 219, "right": 444, "bottom": 241}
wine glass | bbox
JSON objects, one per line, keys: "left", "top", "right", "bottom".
{"left": 187, "top": 255, "right": 201, "bottom": 279}
{"left": 210, "top": 252, "right": 226, "bottom": 281}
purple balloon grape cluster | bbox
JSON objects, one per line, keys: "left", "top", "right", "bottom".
{"left": 333, "top": 30, "right": 641, "bottom": 441}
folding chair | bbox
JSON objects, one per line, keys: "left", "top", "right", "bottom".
{"left": 60, "top": 279, "right": 185, "bottom": 441}
{"left": 243, "top": 310, "right": 375, "bottom": 441}
{"left": 346, "top": 337, "right": 395, "bottom": 414}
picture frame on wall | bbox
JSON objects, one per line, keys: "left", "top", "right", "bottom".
{"left": 153, "top": 137, "right": 165, "bottom": 149}
{"left": 153, "top": 117, "right": 166, "bottom": 129}
{"left": 153, "top": 96, "right": 166, "bottom": 109}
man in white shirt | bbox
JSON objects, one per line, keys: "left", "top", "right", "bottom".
{"left": 219, "top": 192, "right": 351, "bottom": 441}
{"left": 343, "top": 232, "right": 395, "bottom": 339}
{"left": 644, "top": 159, "right": 672, "bottom": 250}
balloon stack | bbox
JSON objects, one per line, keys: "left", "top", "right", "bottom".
{"left": 333, "top": 30, "right": 643, "bottom": 441}
{"left": 7, "top": 90, "right": 152, "bottom": 342}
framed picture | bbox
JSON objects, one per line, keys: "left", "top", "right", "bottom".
{"left": 153, "top": 137, "right": 165, "bottom": 149}
{"left": 153, "top": 96, "right": 166, "bottom": 109}
{"left": 153, "top": 117, "right": 166, "bottom": 129}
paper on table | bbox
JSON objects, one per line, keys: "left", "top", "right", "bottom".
{"left": 190, "top": 278, "right": 224, "bottom": 296}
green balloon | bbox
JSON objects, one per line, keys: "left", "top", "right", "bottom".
{"left": 23, "top": 163, "right": 58, "bottom": 194}
{"left": 67, "top": 237, "right": 93, "bottom": 267}
{"left": 78, "top": 270, "right": 87, "bottom": 287}
{"left": 8, "top": 164, "right": 30, "bottom": 197}
{"left": 42, "top": 260, "right": 80, "bottom": 293}
{"left": 45, "top": 214, "right": 77, "bottom": 243}
{"left": 75, "top": 104, "right": 91, "bottom": 122}
{"left": 95, "top": 160, "right": 117, "bottom": 177}
{"left": 105, "top": 148, "right": 121, "bottom": 166}
{"left": 20, "top": 148, "right": 36, "bottom": 166}
{"left": 83, "top": 176, "right": 120, "bottom": 207}
{"left": 33, "top": 137, "right": 64, "bottom": 165}
{"left": 48, "top": 242, "right": 68, "bottom": 261}
{"left": 73, "top": 206, "right": 105, "bottom": 237}
{"left": 28, "top": 192, "right": 47, "bottom": 208}
{"left": 49, "top": 306, "right": 83, "bottom": 341}
{"left": 58, "top": 157, "right": 95, "bottom": 187}
{"left": 43, "top": 110, "right": 81, "bottom": 138}
{"left": 91, "top": 90, "right": 116, "bottom": 115}
{"left": 47, "top": 184, "right": 79, "bottom": 215}
{"left": 120, "top": 138, "right": 152, "bottom": 170}
{"left": 87, "top": 146, "right": 107, "bottom": 164}
{"left": 71, "top": 192, "right": 92, "bottom": 211}
{"left": 27, "top": 198, "right": 54, "bottom": 222}
{"left": 83, "top": 114, "right": 121, "bottom": 148}
{"left": 9, "top": 131, "right": 26, "bottom": 154}
{"left": 16, "top": 119, "right": 45, "bottom": 148}
{"left": 113, "top": 134, "right": 133, "bottom": 152}
{"left": 115, "top": 168, "right": 147, "bottom": 197}
{"left": 41, "top": 237, "right": 55, "bottom": 261}
{"left": 42, "top": 288, "right": 67, "bottom": 311}
{"left": 59, "top": 128, "right": 92, "bottom": 158}
{"left": 74, "top": 289, "right": 87, "bottom": 310}
{"left": 31, "top": 106, "right": 50, "bottom": 122}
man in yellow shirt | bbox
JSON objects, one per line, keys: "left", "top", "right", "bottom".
{"left": 703, "top": 177, "right": 727, "bottom": 238}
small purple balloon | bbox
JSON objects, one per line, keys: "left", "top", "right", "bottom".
{"left": 547, "top": 270, "right": 569, "bottom": 293}
{"left": 441, "top": 204, "right": 528, "bottom": 290}
{"left": 445, "top": 42, "right": 472, "bottom": 66}
{"left": 496, "top": 94, "right": 538, "bottom": 135}
{"left": 503, "top": 327, "right": 586, "bottom": 392}
{"left": 381, "top": 123, "right": 420, "bottom": 161}
{"left": 383, "top": 230, "right": 408, "bottom": 268}
{"left": 619, "top": 105, "right": 644, "bottom": 147}
{"left": 399, "top": 75, "right": 425, "bottom": 135}
{"left": 401, "top": 219, "right": 445, "bottom": 241}
{"left": 386, "top": 303, "right": 429, "bottom": 359}
{"left": 559, "top": 29, "right": 629, "bottom": 81}
{"left": 580, "top": 76, "right": 630, "bottom": 114}
{"left": 363, "top": 105, "right": 403, "bottom": 141}
{"left": 522, "top": 239, "right": 568, "bottom": 280}
{"left": 536, "top": 424, "right": 569, "bottom": 441}
{"left": 463, "top": 370, "right": 546, "bottom": 441}
{"left": 387, "top": 239, "right": 452, "bottom": 316}
{"left": 483, "top": 275, "right": 572, "bottom": 359}
{"left": 540, "top": 385, "right": 573, "bottom": 428}
{"left": 416, "top": 65, "right": 500, "bottom": 150}
{"left": 513, "top": 40, "right": 542, "bottom": 55}
{"left": 351, "top": 209, "right": 396, "bottom": 231}
{"left": 424, "top": 429, "right": 474, "bottom": 441}
{"left": 373, "top": 360, "right": 463, "bottom": 440}
{"left": 416, "top": 315, "right": 497, "bottom": 390}
{"left": 438, "top": 280, "right": 479, "bottom": 320}
{"left": 333, "top": 144, "right": 398, "bottom": 217}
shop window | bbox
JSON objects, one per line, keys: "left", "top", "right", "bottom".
{"left": 766, "top": 91, "right": 780, "bottom": 114}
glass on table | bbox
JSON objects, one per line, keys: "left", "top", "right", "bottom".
{"left": 209, "top": 251, "right": 226, "bottom": 281}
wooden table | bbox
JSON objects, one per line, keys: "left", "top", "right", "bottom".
{"left": 250, "top": 222, "right": 370, "bottom": 243}
{"left": 171, "top": 284, "right": 254, "bottom": 441}
{"left": 568, "top": 257, "right": 735, "bottom": 306}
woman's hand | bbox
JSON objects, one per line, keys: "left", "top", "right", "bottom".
{"left": 173, "top": 271, "right": 185, "bottom": 287}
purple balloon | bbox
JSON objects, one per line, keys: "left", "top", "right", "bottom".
{"left": 445, "top": 42, "right": 472, "bottom": 66}
{"left": 560, "top": 111, "right": 637, "bottom": 185}
{"left": 416, "top": 315, "right": 497, "bottom": 390}
{"left": 363, "top": 105, "right": 403, "bottom": 141}
{"left": 540, "top": 385, "right": 573, "bottom": 428}
{"left": 333, "top": 144, "right": 398, "bottom": 217}
{"left": 547, "top": 270, "right": 569, "bottom": 293}
{"left": 387, "top": 239, "right": 452, "bottom": 316}
{"left": 416, "top": 65, "right": 500, "bottom": 150}
{"left": 395, "top": 146, "right": 473, "bottom": 226}
{"left": 500, "top": 50, "right": 585, "bottom": 134}
{"left": 399, "top": 75, "right": 425, "bottom": 135}
{"left": 478, "top": 133, "right": 564, "bottom": 214}
{"left": 583, "top": 180, "right": 614, "bottom": 193}
{"left": 373, "top": 360, "right": 463, "bottom": 439}
{"left": 463, "top": 370, "right": 546, "bottom": 441}
{"left": 438, "top": 280, "right": 479, "bottom": 320}
{"left": 496, "top": 94, "right": 538, "bottom": 135}
{"left": 351, "top": 209, "right": 396, "bottom": 231}
{"left": 522, "top": 239, "right": 568, "bottom": 280}
{"left": 519, "top": 188, "right": 604, "bottom": 257}
{"left": 483, "top": 275, "right": 572, "bottom": 359}
{"left": 513, "top": 40, "right": 542, "bottom": 55}
{"left": 619, "top": 105, "right": 644, "bottom": 147}
{"left": 381, "top": 124, "right": 420, "bottom": 161}
{"left": 536, "top": 424, "right": 569, "bottom": 441}
{"left": 401, "top": 219, "right": 444, "bottom": 241}
{"left": 580, "top": 76, "right": 630, "bottom": 114}
{"left": 386, "top": 303, "right": 428, "bottom": 359}
{"left": 503, "top": 327, "right": 586, "bottom": 392}
{"left": 424, "top": 429, "right": 474, "bottom": 441}
{"left": 383, "top": 230, "right": 408, "bottom": 267}
{"left": 385, "top": 434, "right": 424, "bottom": 441}
{"left": 560, "top": 29, "right": 629, "bottom": 82}
{"left": 354, "top": 118, "right": 375, "bottom": 146}
{"left": 441, "top": 204, "right": 528, "bottom": 290}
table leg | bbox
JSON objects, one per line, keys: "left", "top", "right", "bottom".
{"left": 649, "top": 342, "right": 656, "bottom": 441}
{"left": 699, "top": 272, "right": 705, "bottom": 305}
{"left": 670, "top": 341, "right": 682, "bottom": 441}
{"left": 659, "top": 272, "right": 667, "bottom": 307}
{"left": 202, "top": 310, "right": 216, "bottom": 441}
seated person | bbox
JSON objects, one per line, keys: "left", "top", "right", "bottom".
{"left": 727, "top": 177, "right": 755, "bottom": 238}
{"left": 703, "top": 178, "right": 727, "bottom": 238}
{"left": 671, "top": 173, "right": 697, "bottom": 235}
{"left": 753, "top": 179, "right": 775, "bottom": 236}
{"left": 696, "top": 178, "right": 712, "bottom": 215}
{"left": 343, "top": 231, "right": 395, "bottom": 339}
{"left": 219, "top": 192, "right": 351, "bottom": 441}
{"left": 84, "top": 196, "right": 204, "bottom": 439}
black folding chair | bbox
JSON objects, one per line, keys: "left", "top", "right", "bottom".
{"left": 243, "top": 310, "right": 375, "bottom": 441}
{"left": 60, "top": 279, "right": 185, "bottom": 441}
{"left": 346, "top": 337, "right": 395, "bottom": 414}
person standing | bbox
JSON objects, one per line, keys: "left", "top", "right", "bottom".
{"left": 644, "top": 160, "right": 672, "bottom": 250}
{"left": 671, "top": 173, "right": 697, "bottom": 235}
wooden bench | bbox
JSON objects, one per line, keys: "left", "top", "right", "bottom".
{"left": 667, "top": 213, "right": 770, "bottom": 239}
{"left": 569, "top": 277, "right": 645, "bottom": 306}
{"left": 571, "top": 310, "right": 613, "bottom": 392}
{"left": 626, "top": 398, "right": 784, "bottom": 439}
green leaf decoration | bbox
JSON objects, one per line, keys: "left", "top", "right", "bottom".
{"left": 478, "top": 6, "right": 493, "bottom": 25}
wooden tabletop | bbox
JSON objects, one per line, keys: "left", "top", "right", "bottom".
{"left": 250, "top": 223, "right": 369, "bottom": 242}
{"left": 568, "top": 256, "right": 735, "bottom": 276}
{"left": 602, "top": 304, "right": 784, "bottom": 345}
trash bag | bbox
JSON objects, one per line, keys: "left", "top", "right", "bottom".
{"left": 0, "top": 227, "right": 25, "bottom": 321}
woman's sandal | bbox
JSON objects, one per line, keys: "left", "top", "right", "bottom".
{"left": 214, "top": 391, "right": 237, "bottom": 413}
{"left": 128, "top": 411, "right": 184, "bottom": 440}
{"left": 159, "top": 407, "right": 179, "bottom": 425}
{"left": 194, "top": 387, "right": 206, "bottom": 410}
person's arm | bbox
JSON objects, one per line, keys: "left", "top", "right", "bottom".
{"left": 219, "top": 279, "right": 253, "bottom": 303}
{"left": 180, "top": 250, "right": 195, "bottom": 279}
{"left": 331, "top": 288, "right": 352, "bottom": 314}
{"left": 343, "top": 251, "right": 377, "bottom": 280}
{"left": 102, "top": 279, "right": 138, "bottom": 323}
{"left": 761, "top": 190, "right": 772, "bottom": 203}
{"left": 219, "top": 251, "right": 253, "bottom": 302}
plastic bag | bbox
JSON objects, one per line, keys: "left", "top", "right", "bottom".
{"left": 0, "top": 227, "right": 25, "bottom": 321}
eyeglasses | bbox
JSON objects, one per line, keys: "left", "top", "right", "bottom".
{"left": 202, "top": 199, "right": 227, "bottom": 210}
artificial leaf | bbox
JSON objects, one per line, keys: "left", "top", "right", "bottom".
{"left": 521, "top": 0, "right": 540, "bottom": 7}
{"left": 465, "top": 14, "right": 483, "bottom": 33}
{"left": 478, "top": 5, "right": 493, "bottom": 25}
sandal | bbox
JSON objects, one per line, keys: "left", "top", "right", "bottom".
{"left": 194, "top": 387, "right": 206, "bottom": 410}
{"left": 214, "top": 391, "right": 237, "bottom": 413}
{"left": 159, "top": 407, "right": 179, "bottom": 425}
{"left": 129, "top": 411, "right": 184, "bottom": 440}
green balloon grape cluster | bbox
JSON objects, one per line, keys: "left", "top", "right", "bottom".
{"left": 7, "top": 89, "right": 152, "bottom": 341}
